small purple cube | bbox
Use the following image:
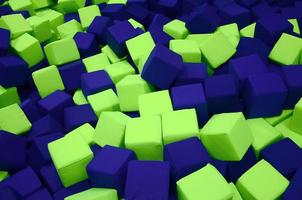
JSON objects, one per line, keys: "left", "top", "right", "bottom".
{"left": 73, "top": 32, "right": 100, "bottom": 58}
{"left": 173, "top": 63, "right": 207, "bottom": 86}
{"left": 59, "top": 60, "right": 85, "bottom": 91}
{"left": 87, "top": 16, "right": 113, "bottom": 44}
{"left": 39, "top": 164, "right": 63, "bottom": 194}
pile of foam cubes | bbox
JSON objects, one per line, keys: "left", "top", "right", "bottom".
{"left": 2, "top": 0, "right": 302, "bottom": 199}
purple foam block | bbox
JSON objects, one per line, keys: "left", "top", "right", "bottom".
{"left": 21, "top": 98, "right": 43, "bottom": 123}
{"left": 87, "top": 16, "right": 112, "bottom": 44}
{"left": 171, "top": 83, "right": 208, "bottom": 125}
{"left": 0, "top": 54, "right": 30, "bottom": 87}
{"left": 0, "top": 131, "right": 26, "bottom": 172}
{"left": 204, "top": 74, "right": 241, "bottom": 116}
{"left": 64, "top": 104, "right": 97, "bottom": 131}
{"left": 125, "top": 160, "right": 170, "bottom": 200}
{"left": 260, "top": 138, "right": 302, "bottom": 179}
{"left": 282, "top": 167, "right": 302, "bottom": 200}
{"left": 26, "top": 188, "right": 53, "bottom": 200}
{"left": 87, "top": 145, "right": 136, "bottom": 197}
{"left": 0, "top": 6, "right": 12, "bottom": 17}
{"left": 212, "top": 0, "right": 234, "bottom": 8}
{"left": 148, "top": 14, "right": 173, "bottom": 46}
{"left": 210, "top": 159, "right": 227, "bottom": 177}
{"left": 0, "top": 28, "right": 10, "bottom": 55}
{"left": 124, "top": 111, "right": 140, "bottom": 118}
{"left": 150, "top": 29, "right": 173, "bottom": 46}
{"left": 39, "top": 164, "right": 63, "bottom": 194}
{"left": 90, "top": 144, "right": 102, "bottom": 155}
{"left": 101, "top": 4, "right": 126, "bottom": 21}
{"left": 235, "top": 38, "right": 270, "bottom": 60}
{"left": 73, "top": 32, "right": 100, "bottom": 58}
{"left": 81, "top": 70, "right": 115, "bottom": 97}
{"left": 127, "top": 0, "right": 148, "bottom": 8}
{"left": 141, "top": 45, "right": 183, "bottom": 89}
{"left": 173, "top": 63, "right": 207, "bottom": 86}
{"left": 125, "top": 5, "right": 150, "bottom": 25}
{"left": 243, "top": 73, "right": 288, "bottom": 118}
{"left": 235, "top": 0, "right": 258, "bottom": 7}
{"left": 59, "top": 60, "right": 85, "bottom": 92}
{"left": 164, "top": 137, "right": 210, "bottom": 181}
{"left": 251, "top": 1, "right": 275, "bottom": 19}
{"left": 64, "top": 13, "right": 80, "bottom": 23}
{"left": 157, "top": 0, "right": 182, "bottom": 17}
{"left": 0, "top": 186, "right": 20, "bottom": 200}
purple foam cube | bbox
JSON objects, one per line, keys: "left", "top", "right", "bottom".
{"left": 235, "top": 38, "right": 270, "bottom": 60}
{"left": 141, "top": 45, "right": 183, "bottom": 89}
{"left": 282, "top": 167, "right": 302, "bottom": 200}
{"left": 64, "top": 13, "right": 80, "bottom": 23}
{"left": 148, "top": 14, "right": 171, "bottom": 33}
{"left": 90, "top": 144, "right": 102, "bottom": 155}
{"left": 101, "top": 4, "right": 126, "bottom": 20}
{"left": 87, "top": 16, "right": 113, "bottom": 44}
{"left": 26, "top": 188, "right": 52, "bottom": 200}
{"left": 81, "top": 70, "right": 115, "bottom": 97}
{"left": 0, "top": 28, "right": 10, "bottom": 55}
{"left": 157, "top": 0, "right": 182, "bottom": 16}
{"left": 125, "top": 4, "right": 150, "bottom": 25}
{"left": 59, "top": 60, "right": 85, "bottom": 91}
{"left": 210, "top": 159, "right": 227, "bottom": 177}
{"left": 87, "top": 145, "right": 136, "bottom": 197}
{"left": 74, "top": 32, "right": 100, "bottom": 58}
{"left": 236, "top": 0, "right": 258, "bottom": 7}
{"left": 164, "top": 137, "right": 210, "bottom": 181}
{"left": 125, "top": 160, "right": 170, "bottom": 200}
{"left": 243, "top": 73, "right": 288, "bottom": 118}
{"left": 64, "top": 104, "right": 97, "bottom": 131}
{"left": 0, "top": 186, "right": 20, "bottom": 200}
{"left": 12, "top": 10, "right": 30, "bottom": 18}
{"left": 149, "top": 29, "right": 173, "bottom": 46}
{"left": 0, "top": 6, "right": 12, "bottom": 17}
{"left": 174, "top": 63, "right": 207, "bottom": 86}
{"left": 39, "top": 164, "right": 63, "bottom": 194}
{"left": 251, "top": 1, "right": 276, "bottom": 19}
{"left": 21, "top": 98, "right": 43, "bottom": 123}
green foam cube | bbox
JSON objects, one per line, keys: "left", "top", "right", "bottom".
{"left": 8, "top": 0, "right": 35, "bottom": 16}
{"left": 27, "top": 16, "right": 52, "bottom": 43}
{"left": 240, "top": 23, "right": 255, "bottom": 38}
{"left": 269, "top": 33, "right": 302, "bottom": 65}
{"left": 32, "top": 65, "right": 65, "bottom": 98}
{"left": 216, "top": 23, "right": 240, "bottom": 47}
{"left": 31, "top": 0, "right": 55, "bottom": 10}
{"left": 116, "top": 75, "right": 154, "bottom": 112}
{"left": 126, "top": 32, "right": 155, "bottom": 66}
{"left": 276, "top": 118, "right": 301, "bottom": 147}
{"left": 128, "top": 18, "right": 145, "bottom": 31}
{"left": 36, "top": 9, "right": 64, "bottom": 29}
{"left": 0, "top": 86, "right": 20, "bottom": 109}
{"left": 289, "top": 19, "right": 300, "bottom": 35}
{"left": 65, "top": 188, "right": 118, "bottom": 200}
{"left": 73, "top": 89, "right": 88, "bottom": 105}
{"left": 87, "top": 89, "right": 119, "bottom": 117}
{"left": 163, "top": 19, "right": 189, "bottom": 39}
{"left": 65, "top": 123, "right": 95, "bottom": 145}
{"left": 101, "top": 45, "right": 122, "bottom": 64}
{"left": 0, "top": 171, "right": 9, "bottom": 182}
{"left": 83, "top": 53, "right": 110, "bottom": 72}
{"left": 200, "top": 112, "right": 253, "bottom": 161}
{"left": 94, "top": 111, "right": 130, "bottom": 148}
{"left": 48, "top": 134, "right": 93, "bottom": 187}
{"left": 44, "top": 38, "right": 80, "bottom": 65}
{"left": 57, "top": 19, "right": 82, "bottom": 39}
{"left": 58, "top": 0, "right": 85, "bottom": 13}
{"left": 264, "top": 109, "right": 293, "bottom": 126}
{"left": 169, "top": 39, "right": 202, "bottom": 63}
{"left": 0, "top": 14, "right": 32, "bottom": 38}
{"left": 177, "top": 164, "right": 232, "bottom": 200}
{"left": 236, "top": 160, "right": 289, "bottom": 200}
{"left": 125, "top": 116, "right": 163, "bottom": 160}
{"left": 78, "top": 5, "right": 101, "bottom": 29}
{"left": 229, "top": 183, "right": 243, "bottom": 200}
{"left": 185, "top": 33, "right": 212, "bottom": 45}
{"left": 10, "top": 33, "right": 44, "bottom": 67}
{"left": 105, "top": 60, "right": 135, "bottom": 84}
{"left": 288, "top": 98, "right": 302, "bottom": 133}
{"left": 162, "top": 109, "right": 199, "bottom": 145}
{"left": 0, "top": 103, "right": 31, "bottom": 135}
{"left": 138, "top": 90, "right": 173, "bottom": 117}
{"left": 200, "top": 31, "right": 236, "bottom": 69}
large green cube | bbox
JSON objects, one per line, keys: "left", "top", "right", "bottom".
{"left": 0, "top": 14, "right": 32, "bottom": 38}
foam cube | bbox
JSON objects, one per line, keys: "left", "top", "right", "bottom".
{"left": 125, "top": 116, "right": 163, "bottom": 160}
{"left": 57, "top": 19, "right": 83, "bottom": 39}
{"left": 101, "top": 45, "right": 121, "bottom": 64}
{"left": 0, "top": 86, "right": 20, "bottom": 109}
{"left": 105, "top": 60, "right": 135, "bottom": 84}
{"left": 87, "top": 89, "right": 119, "bottom": 117}
{"left": 0, "top": 186, "right": 19, "bottom": 200}
{"left": 240, "top": 23, "right": 256, "bottom": 38}
{"left": 125, "top": 161, "right": 170, "bottom": 199}
{"left": 39, "top": 164, "right": 63, "bottom": 194}
{"left": 141, "top": 45, "right": 183, "bottom": 89}
{"left": 282, "top": 66, "right": 302, "bottom": 108}
{"left": 73, "top": 32, "right": 99, "bottom": 58}
{"left": 0, "top": 28, "right": 10, "bottom": 55}
{"left": 288, "top": 98, "right": 302, "bottom": 133}
{"left": 138, "top": 90, "right": 173, "bottom": 117}
{"left": 236, "top": 37, "right": 270, "bottom": 59}
{"left": 174, "top": 63, "right": 207, "bottom": 86}
{"left": 59, "top": 60, "right": 85, "bottom": 91}
{"left": 236, "top": 160, "right": 289, "bottom": 200}
{"left": 44, "top": 38, "right": 80, "bottom": 66}
{"left": 282, "top": 167, "right": 302, "bottom": 200}
{"left": 20, "top": 97, "right": 42, "bottom": 123}
{"left": 73, "top": 89, "right": 88, "bottom": 105}
{"left": 57, "top": 0, "right": 86, "bottom": 13}
{"left": 163, "top": 19, "right": 188, "bottom": 39}
{"left": 264, "top": 109, "right": 293, "bottom": 126}
{"left": 0, "top": 171, "right": 8, "bottom": 181}
{"left": 177, "top": 164, "right": 232, "bottom": 200}
{"left": 216, "top": 23, "right": 240, "bottom": 48}
{"left": 83, "top": 53, "right": 110, "bottom": 73}
{"left": 26, "top": 15, "right": 52, "bottom": 43}
{"left": 26, "top": 188, "right": 53, "bottom": 200}
{"left": 0, "top": 14, "right": 32, "bottom": 38}
{"left": 65, "top": 188, "right": 118, "bottom": 200}
{"left": 36, "top": 9, "right": 64, "bottom": 29}
{"left": 200, "top": 112, "right": 253, "bottom": 161}
{"left": 169, "top": 39, "right": 201, "bottom": 63}
{"left": 65, "top": 123, "right": 95, "bottom": 145}
{"left": 87, "top": 16, "right": 112, "bottom": 44}
{"left": 48, "top": 134, "right": 93, "bottom": 187}
{"left": 8, "top": 0, "right": 35, "bottom": 15}
{"left": 78, "top": 5, "right": 101, "bottom": 29}
{"left": 32, "top": 65, "right": 65, "bottom": 98}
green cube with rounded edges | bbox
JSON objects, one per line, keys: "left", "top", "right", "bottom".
{"left": 0, "top": 14, "right": 32, "bottom": 38}
{"left": 169, "top": 39, "right": 201, "bottom": 63}
{"left": 32, "top": 65, "right": 65, "bottom": 98}
{"left": 163, "top": 19, "right": 189, "bottom": 39}
{"left": 236, "top": 160, "right": 289, "bottom": 200}
{"left": 229, "top": 183, "right": 243, "bottom": 200}
{"left": 44, "top": 38, "right": 80, "bottom": 65}
{"left": 105, "top": 60, "right": 135, "bottom": 84}
{"left": 125, "top": 116, "right": 163, "bottom": 160}
{"left": 87, "top": 89, "right": 119, "bottom": 117}
{"left": 240, "top": 23, "right": 255, "bottom": 38}
{"left": 162, "top": 109, "right": 199, "bottom": 145}
{"left": 137, "top": 52, "right": 149, "bottom": 74}
{"left": 0, "top": 171, "right": 9, "bottom": 182}
{"left": 8, "top": 0, "right": 35, "bottom": 16}
{"left": 31, "top": 0, "right": 55, "bottom": 10}
{"left": 0, "top": 103, "right": 31, "bottom": 135}
{"left": 216, "top": 23, "right": 240, "bottom": 47}
{"left": 10, "top": 33, "right": 44, "bottom": 67}
{"left": 177, "top": 164, "right": 232, "bottom": 200}
{"left": 116, "top": 75, "right": 154, "bottom": 112}
{"left": 128, "top": 18, "right": 145, "bottom": 31}
{"left": 65, "top": 188, "right": 118, "bottom": 200}
{"left": 269, "top": 33, "right": 302, "bottom": 65}
{"left": 83, "top": 53, "right": 110, "bottom": 72}
{"left": 27, "top": 16, "right": 52, "bottom": 43}
{"left": 94, "top": 111, "right": 130, "bottom": 148}
{"left": 185, "top": 33, "right": 212, "bottom": 45}
{"left": 58, "top": 0, "right": 85, "bottom": 13}
{"left": 276, "top": 118, "right": 301, "bottom": 147}
{"left": 288, "top": 98, "right": 302, "bottom": 133}
{"left": 200, "top": 31, "right": 236, "bottom": 69}
{"left": 73, "top": 89, "right": 88, "bottom": 105}
{"left": 48, "top": 134, "right": 93, "bottom": 187}
{"left": 264, "top": 109, "right": 293, "bottom": 126}
{"left": 138, "top": 90, "right": 173, "bottom": 117}
{"left": 200, "top": 112, "right": 253, "bottom": 161}
{"left": 57, "top": 19, "right": 82, "bottom": 39}
{"left": 65, "top": 123, "right": 95, "bottom": 145}
{"left": 0, "top": 86, "right": 20, "bottom": 109}
{"left": 289, "top": 19, "right": 300, "bottom": 35}
{"left": 78, "top": 5, "right": 101, "bottom": 29}
{"left": 247, "top": 118, "right": 282, "bottom": 157}
{"left": 126, "top": 32, "right": 155, "bottom": 66}
{"left": 101, "top": 45, "right": 122, "bottom": 64}
{"left": 36, "top": 9, "right": 64, "bottom": 29}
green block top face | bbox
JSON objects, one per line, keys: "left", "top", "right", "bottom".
{"left": 0, "top": 86, "right": 20, "bottom": 109}
{"left": 101, "top": 45, "right": 122, "bottom": 64}
{"left": 105, "top": 60, "right": 136, "bottom": 84}
{"left": 288, "top": 19, "right": 300, "bottom": 35}
{"left": 78, "top": 5, "right": 101, "bottom": 29}
{"left": 269, "top": 33, "right": 302, "bottom": 66}
{"left": 65, "top": 188, "right": 118, "bottom": 200}
{"left": 65, "top": 123, "right": 95, "bottom": 145}
{"left": 276, "top": 117, "right": 302, "bottom": 147}
{"left": 56, "top": 19, "right": 83, "bottom": 39}
{"left": 186, "top": 33, "right": 212, "bottom": 45}
{"left": 163, "top": 19, "right": 189, "bottom": 39}
{"left": 236, "top": 160, "right": 289, "bottom": 200}
{"left": 0, "top": 103, "right": 32, "bottom": 135}
{"left": 128, "top": 18, "right": 145, "bottom": 31}
{"left": 138, "top": 90, "right": 173, "bottom": 117}
{"left": 289, "top": 98, "right": 302, "bottom": 133}
{"left": 169, "top": 39, "right": 202, "bottom": 63}
{"left": 0, "top": 14, "right": 32, "bottom": 38}
{"left": 264, "top": 109, "right": 293, "bottom": 126}
{"left": 162, "top": 109, "right": 199, "bottom": 145}
{"left": 73, "top": 89, "right": 88, "bottom": 105}
{"left": 36, "top": 9, "right": 64, "bottom": 29}
{"left": 0, "top": 171, "right": 9, "bottom": 182}
{"left": 58, "top": 0, "right": 86, "bottom": 13}
{"left": 26, "top": 15, "right": 52, "bottom": 43}
{"left": 83, "top": 53, "right": 110, "bottom": 73}
{"left": 177, "top": 164, "right": 232, "bottom": 200}
{"left": 240, "top": 23, "right": 255, "bottom": 38}
{"left": 229, "top": 183, "right": 243, "bottom": 200}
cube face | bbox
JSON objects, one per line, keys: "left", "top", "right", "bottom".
{"left": 282, "top": 67, "right": 302, "bottom": 108}
{"left": 289, "top": 98, "right": 302, "bottom": 133}
{"left": 57, "top": 19, "right": 83, "bottom": 39}
{"left": 104, "top": 60, "right": 135, "bottom": 84}
{"left": 27, "top": 16, "right": 52, "bottom": 43}
{"left": 78, "top": 5, "right": 101, "bottom": 29}
{"left": 169, "top": 40, "right": 201, "bottom": 63}
{"left": 0, "top": 28, "right": 10, "bottom": 55}
{"left": 163, "top": 19, "right": 189, "bottom": 39}
{"left": 83, "top": 53, "right": 110, "bottom": 73}
{"left": 0, "top": 14, "right": 32, "bottom": 39}
{"left": 74, "top": 32, "right": 99, "bottom": 58}
{"left": 65, "top": 188, "right": 118, "bottom": 200}
{"left": 236, "top": 160, "right": 289, "bottom": 200}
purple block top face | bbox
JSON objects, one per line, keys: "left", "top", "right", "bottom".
{"left": 26, "top": 188, "right": 53, "bottom": 200}
{"left": 174, "top": 63, "right": 207, "bottom": 86}
{"left": 0, "top": 28, "right": 10, "bottom": 54}
{"left": 107, "top": 21, "right": 138, "bottom": 44}
{"left": 38, "top": 91, "right": 73, "bottom": 111}
{"left": 204, "top": 74, "right": 238, "bottom": 97}
{"left": 87, "top": 16, "right": 112, "bottom": 37}
{"left": 257, "top": 13, "right": 293, "bottom": 34}
{"left": 74, "top": 32, "right": 97, "bottom": 49}
{"left": 282, "top": 66, "right": 302, "bottom": 88}
{"left": 236, "top": 37, "right": 270, "bottom": 59}
{"left": 0, "top": 54, "right": 28, "bottom": 68}
{"left": 149, "top": 14, "right": 171, "bottom": 32}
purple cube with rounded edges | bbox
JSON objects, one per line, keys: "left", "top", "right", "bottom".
{"left": 174, "top": 63, "right": 207, "bottom": 86}
{"left": 21, "top": 98, "right": 43, "bottom": 123}
{"left": 235, "top": 38, "right": 270, "bottom": 60}
{"left": 164, "top": 137, "right": 210, "bottom": 181}
{"left": 0, "top": 28, "right": 10, "bottom": 55}
{"left": 125, "top": 4, "right": 150, "bottom": 25}
{"left": 87, "top": 145, "right": 136, "bottom": 197}
{"left": 26, "top": 188, "right": 52, "bottom": 200}
{"left": 251, "top": 1, "right": 276, "bottom": 19}
{"left": 141, "top": 45, "right": 183, "bottom": 89}
{"left": 81, "top": 70, "right": 115, "bottom": 97}
{"left": 0, "top": 186, "right": 20, "bottom": 200}
{"left": 74, "top": 32, "right": 100, "bottom": 58}
{"left": 59, "top": 60, "right": 85, "bottom": 91}
{"left": 64, "top": 104, "right": 97, "bottom": 131}
{"left": 149, "top": 29, "right": 173, "bottom": 46}
{"left": 157, "top": 0, "right": 182, "bottom": 16}
{"left": 87, "top": 16, "right": 112, "bottom": 44}
{"left": 243, "top": 73, "right": 288, "bottom": 118}
{"left": 283, "top": 167, "right": 302, "bottom": 200}
{"left": 39, "top": 164, "right": 63, "bottom": 194}
{"left": 125, "top": 160, "right": 170, "bottom": 200}
{"left": 171, "top": 83, "right": 208, "bottom": 125}
{"left": 101, "top": 4, "right": 126, "bottom": 20}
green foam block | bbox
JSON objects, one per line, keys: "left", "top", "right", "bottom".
{"left": 8, "top": 0, "right": 35, "bottom": 16}
{"left": 185, "top": 33, "right": 212, "bottom": 45}
{"left": 101, "top": 45, "right": 122, "bottom": 64}
{"left": 65, "top": 123, "right": 95, "bottom": 146}
{"left": 240, "top": 23, "right": 255, "bottom": 38}
{"left": 36, "top": 9, "right": 64, "bottom": 29}
{"left": 31, "top": 0, "right": 55, "bottom": 10}
{"left": 56, "top": 19, "right": 83, "bottom": 39}
{"left": 78, "top": 5, "right": 101, "bottom": 29}
{"left": 264, "top": 109, "right": 293, "bottom": 126}
{"left": 105, "top": 60, "right": 135, "bottom": 84}
{"left": 289, "top": 19, "right": 300, "bottom": 35}
{"left": 169, "top": 39, "right": 202, "bottom": 63}
{"left": 128, "top": 18, "right": 145, "bottom": 31}
{"left": 0, "top": 14, "right": 32, "bottom": 39}
{"left": 0, "top": 86, "right": 20, "bottom": 109}
{"left": 27, "top": 15, "right": 52, "bottom": 43}
{"left": 65, "top": 188, "right": 118, "bottom": 200}
{"left": 163, "top": 19, "right": 189, "bottom": 39}
{"left": 216, "top": 23, "right": 240, "bottom": 48}
{"left": 276, "top": 118, "right": 302, "bottom": 147}
{"left": 83, "top": 53, "right": 110, "bottom": 72}
{"left": 73, "top": 89, "right": 88, "bottom": 105}
{"left": 288, "top": 98, "right": 302, "bottom": 133}
{"left": 229, "top": 182, "right": 243, "bottom": 200}
{"left": 57, "top": 0, "right": 86, "bottom": 13}
{"left": 0, "top": 171, "right": 9, "bottom": 182}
